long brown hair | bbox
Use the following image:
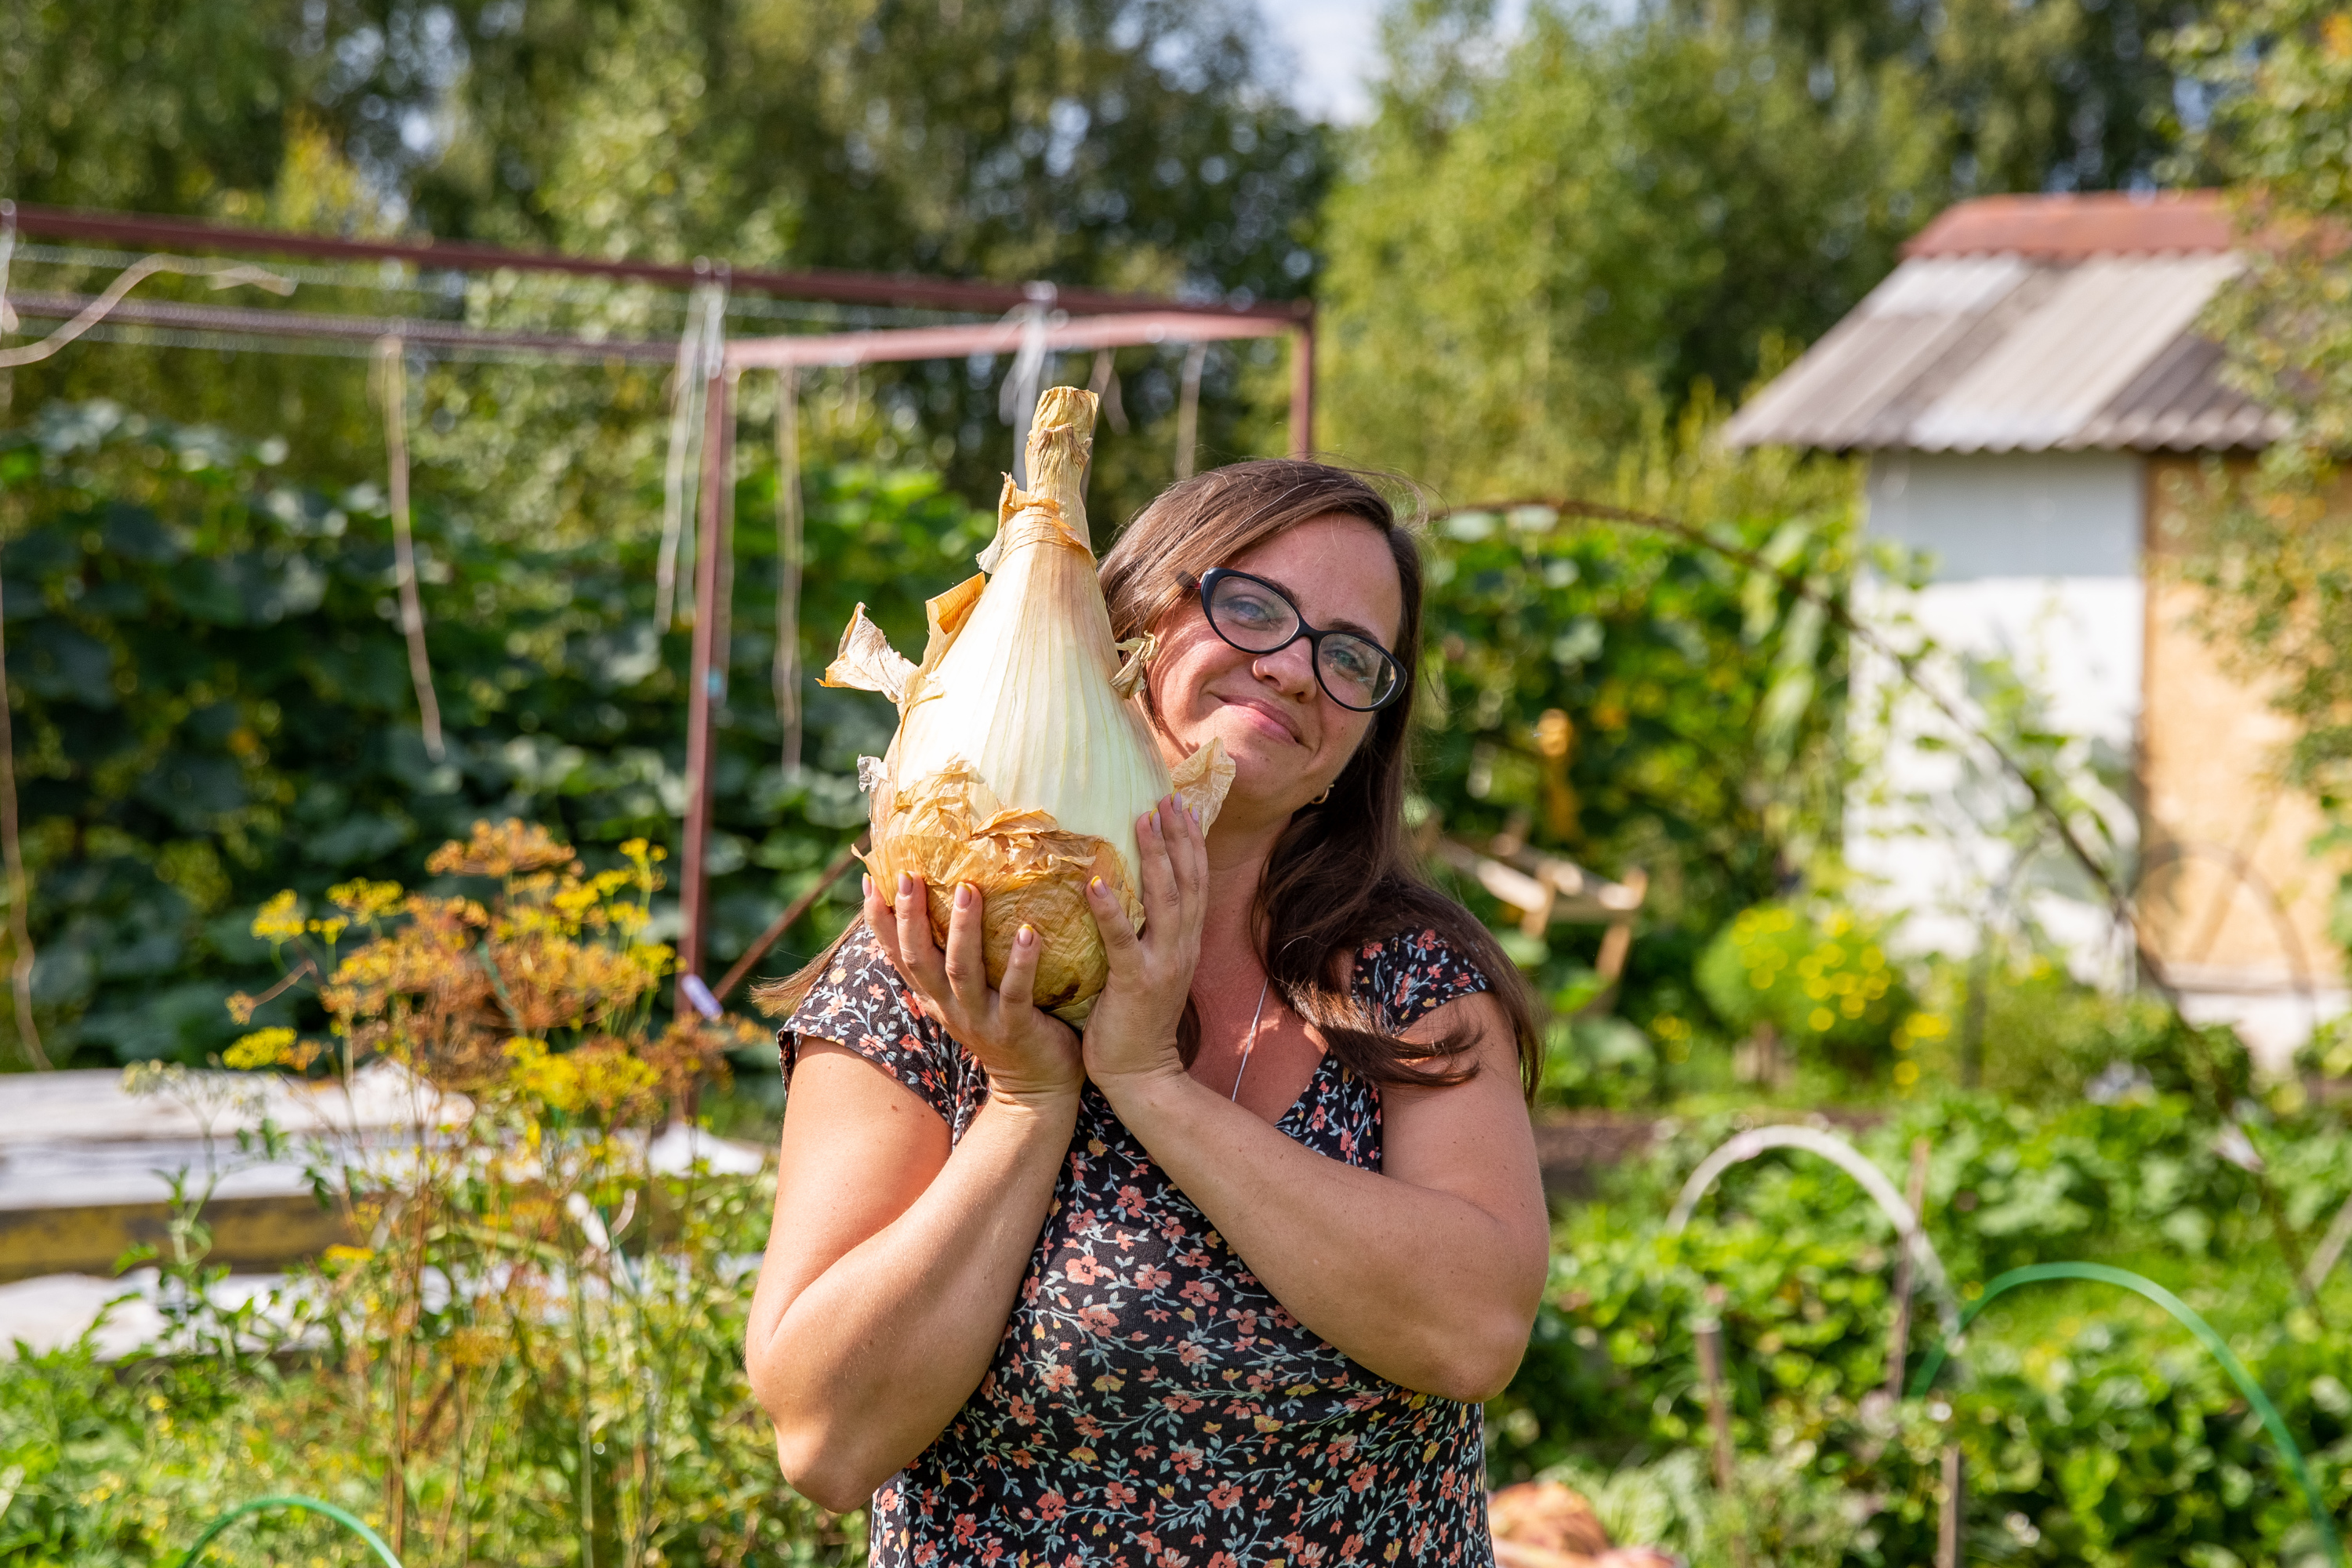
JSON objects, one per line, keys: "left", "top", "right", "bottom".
{"left": 1102, "top": 459, "right": 1540, "bottom": 1096}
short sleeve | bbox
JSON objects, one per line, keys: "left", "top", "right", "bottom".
{"left": 780, "top": 923, "right": 988, "bottom": 1139}
{"left": 1349, "top": 927, "right": 1493, "bottom": 1034}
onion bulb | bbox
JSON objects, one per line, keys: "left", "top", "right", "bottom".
{"left": 822, "top": 387, "right": 1235, "bottom": 1020}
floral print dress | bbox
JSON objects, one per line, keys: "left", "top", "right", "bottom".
{"left": 781, "top": 924, "right": 1498, "bottom": 1568}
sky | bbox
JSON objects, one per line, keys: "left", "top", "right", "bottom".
{"left": 1259, "top": 0, "right": 1534, "bottom": 123}
{"left": 1258, "top": 0, "right": 1389, "bottom": 124}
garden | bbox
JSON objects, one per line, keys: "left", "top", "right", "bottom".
{"left": 7, "top": 0, "right": 2352, "bottom": 1564}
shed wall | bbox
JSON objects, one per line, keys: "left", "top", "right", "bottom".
{"left": 1848, "top": 454, "right": 2144, "bottom": 974}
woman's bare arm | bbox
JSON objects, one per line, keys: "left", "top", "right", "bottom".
{"left": 742, "top": 1047, "right": 1076, "bottom": 1512}
{"left": 1092, "top": 993, "right": 1548, "bottom": 1403}
{"left": 743, "top": 880, "right": 1083, "bottom": 1512}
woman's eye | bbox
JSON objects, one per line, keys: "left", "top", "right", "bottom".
{"left": 1326, "top": 641, "right": 1378, "bottom": 683}
{"left": 1223, "top": 592, "right": 1283, "bottom": 626}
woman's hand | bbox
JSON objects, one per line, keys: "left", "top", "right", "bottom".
{"left": 1080, "top": 795, "right": 1209, "bottom": 1094}
{"left": 867, "top": 873, "right": 1083, "bottom": 1107}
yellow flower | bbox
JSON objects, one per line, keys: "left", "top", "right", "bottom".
{"left": 252, "top": 891, "right": 305, "bottom": 945}
{"left": 225, "top": 1027, "right": 297, "bottom": 1070}
{"left": 306, "top": 915, "right": 350, "bottom": 946}
{"left": 328, "top": 878, "right": 405, "bottom": 923}
{"left": 1893, "top": 1060, "right": 1920, "bottom": 1087}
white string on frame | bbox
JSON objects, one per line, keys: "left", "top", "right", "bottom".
{"left": 373, "top": 336, "right": 447, "bottom": 762}
{"left": 774, "top": 365, "right": 805, "bottom": 778}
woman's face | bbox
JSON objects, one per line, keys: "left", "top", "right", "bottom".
{"left": 1145, "top": 514, "right": 1406, "bottom": 826}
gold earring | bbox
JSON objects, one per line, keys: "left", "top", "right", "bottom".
{"left": 1310, "top": 786, "right": 1333, "bottom": 805}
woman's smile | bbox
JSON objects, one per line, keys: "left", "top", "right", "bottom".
{"left": 1217, "top": 691, "right": 1304, "bottom": 745}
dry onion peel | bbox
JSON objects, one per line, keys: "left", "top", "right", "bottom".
{"left": 822, "top": 387, "right": 1234, "bottom": 1020}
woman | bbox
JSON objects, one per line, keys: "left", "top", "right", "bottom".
{"left": 745, "top": 460, "right": 1551, "bottom": 1566}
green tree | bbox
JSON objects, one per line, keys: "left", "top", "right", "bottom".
{"left": 1319, "top": 2, "right": 1945, "bottom": 497}
{"left": 1685, "top": 0, "right": 2214, "bottom": 194}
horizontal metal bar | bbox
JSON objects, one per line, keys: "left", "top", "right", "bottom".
{"left": 724, "top": 309, "right": 1298, "bottom": 368}
{"left": 7, "top": 290, "right": 683, "bottom": 363}
{"left": 4, "top": 201, "right": 1314, "bottom": 322}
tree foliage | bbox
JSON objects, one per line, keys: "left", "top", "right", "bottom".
{"left": 1689, "top": 0, "right": 2213, "bottom": 194}
{"left": 1320, "top": 2, "right": 1945, "bottom": 495}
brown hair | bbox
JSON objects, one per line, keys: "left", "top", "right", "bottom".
{"left": 1102, "top": 458, "right": 1540, "bottom": 1096}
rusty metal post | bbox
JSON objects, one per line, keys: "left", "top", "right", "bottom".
{"left": 1288, "top": 316, "right": 1316, "bottom": 458}
{"left": 677, "top": 361, "right": 733, "bottom": 1014}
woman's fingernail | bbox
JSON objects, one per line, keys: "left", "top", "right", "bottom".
{"left": 955, "top": 884, "right": 973, "bottom": 909}
{"left": 1090, "top": 877, "right": 1105, "bottom": 896}
{"left": 862, "top": 875, "right": 873, "bottom": 898}
{"left": 898, "top": 873, "right": 914, "bottom": 897}
{"left": 1017, "top": 924, "right": 1036, "bottom": 948}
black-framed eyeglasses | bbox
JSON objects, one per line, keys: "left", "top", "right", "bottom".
{"left": 1196, "top": 568, "right": 1405, "bottom": 713}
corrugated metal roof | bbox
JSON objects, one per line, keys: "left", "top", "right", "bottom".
{"left": 1724, "top": 193, "right": 2287, "bottom": 454}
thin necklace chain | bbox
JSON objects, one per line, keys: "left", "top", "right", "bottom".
{"left": 1229, "top": 974, "right": 1272, "bottom": 1102}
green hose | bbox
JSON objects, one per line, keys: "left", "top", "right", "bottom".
{"left": 1907, "top": 1261, "right": 2345, "bottom": 1568}
{"left": 176, "top": 1494, "right": 405, "bottom": 1568}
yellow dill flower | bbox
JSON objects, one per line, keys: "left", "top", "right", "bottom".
{"left": 252, "top": 891, "right": 305, "bottom": 945}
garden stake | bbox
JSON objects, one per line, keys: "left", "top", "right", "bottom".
{"left": 1693, "top": 1285, "right": 1735, "bottom": 1494}
{"left": 176, "top": 1494, "right": 404, "bottom": 1568}
{"left": 1936, "top": 1444, "right": 1960, "bottom": 1568}
{"left": 677, "top": 339, "right": 735, "bottom": 1017}
{"left": 1908, "top": 1261, "right": 2346, "bottom": 1568}
{"left": 1884, "top": 1137, "right": 1931, "bottom": 1401}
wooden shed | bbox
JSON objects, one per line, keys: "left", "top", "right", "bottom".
{"left": 1725, "top": 191, "right": 2343, "bottom": 1067}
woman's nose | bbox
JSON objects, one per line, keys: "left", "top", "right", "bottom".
{"left": 1251, "top": 638, "right": 1319, "bottom": 700}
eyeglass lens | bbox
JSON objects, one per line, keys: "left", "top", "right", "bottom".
{"left": 1204, "top": 573, "right": 1400, "bottom": 711}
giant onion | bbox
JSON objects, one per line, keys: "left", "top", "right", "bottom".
{"left": 822, "top": 387, "right": 1235, "bottom": 1020}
